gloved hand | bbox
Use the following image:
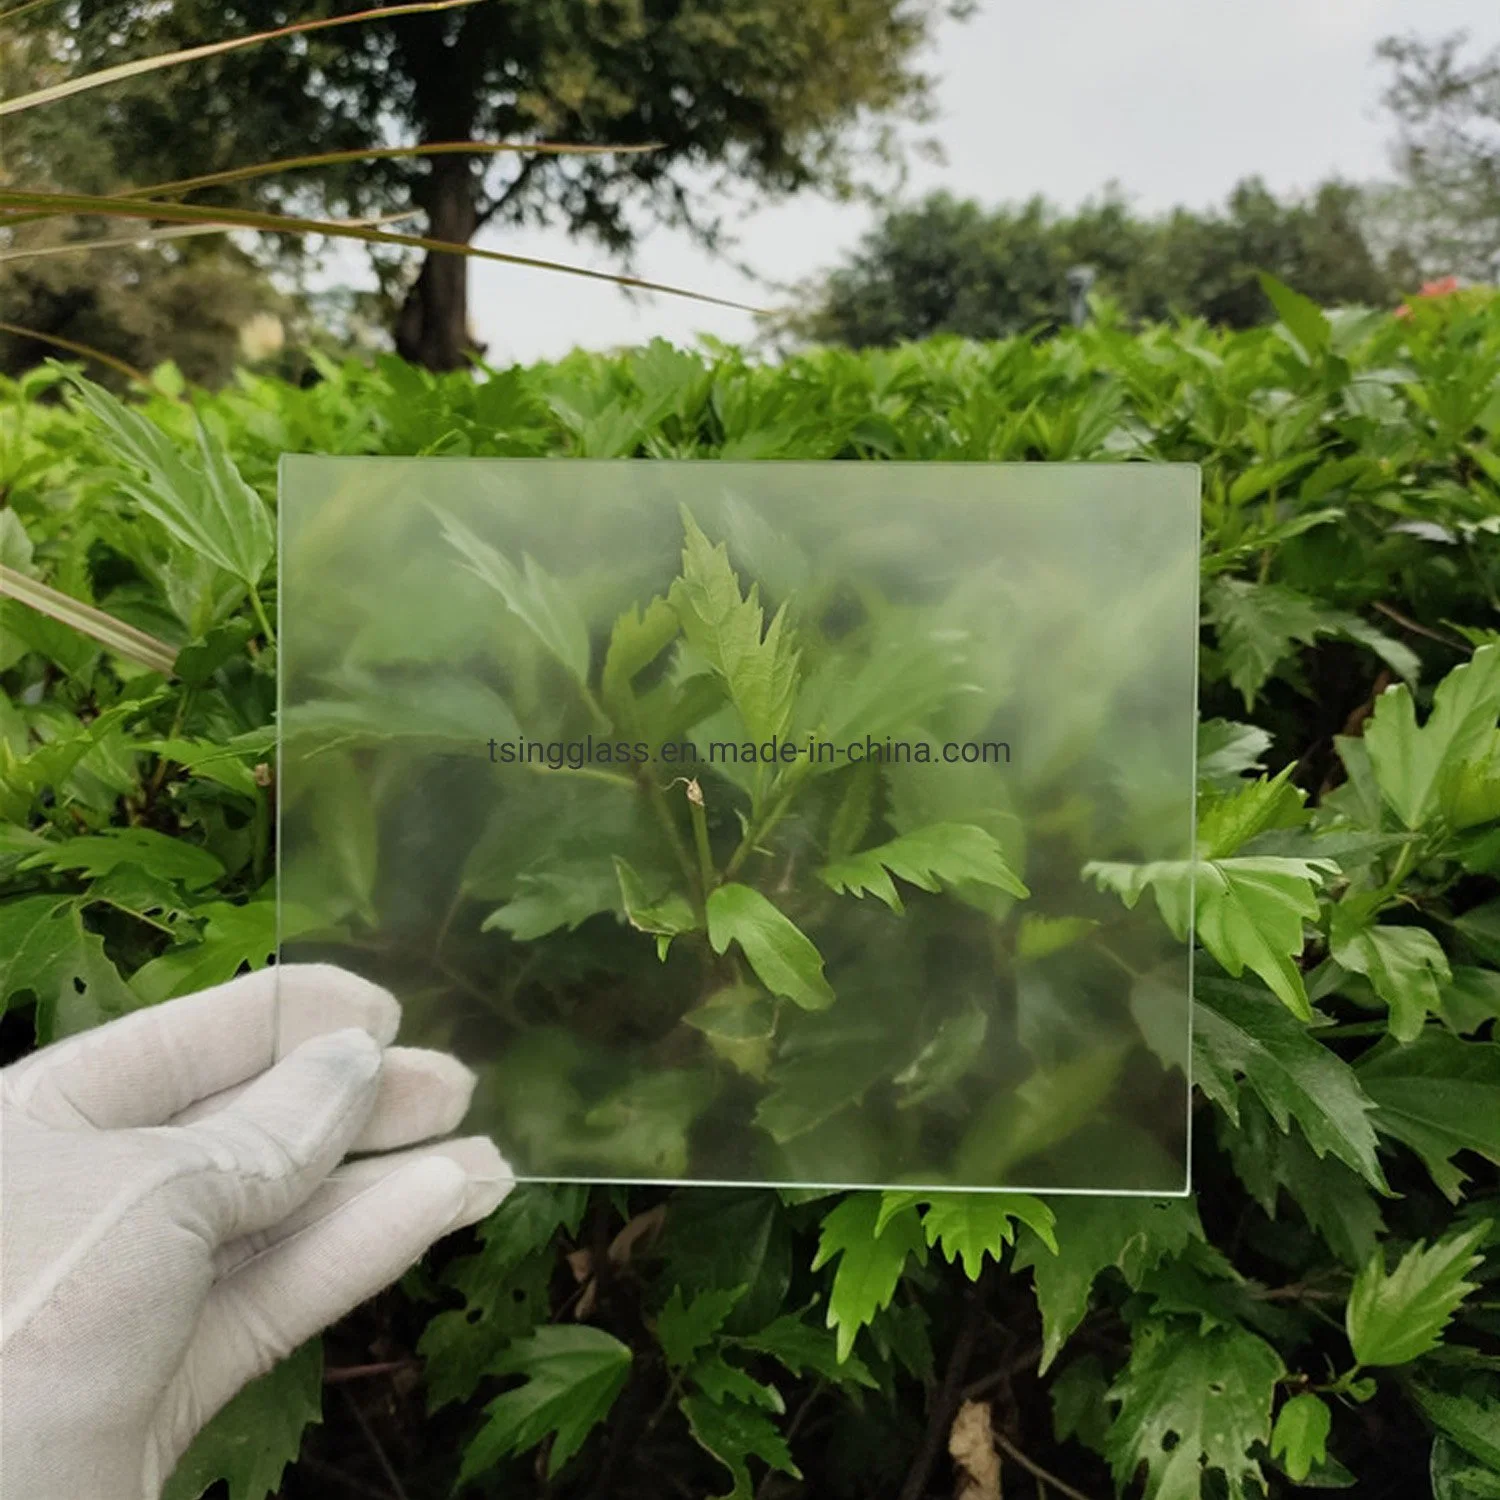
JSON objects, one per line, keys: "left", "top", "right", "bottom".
{"left": 0, "top": 962, "right": 512, "bottom": 1500}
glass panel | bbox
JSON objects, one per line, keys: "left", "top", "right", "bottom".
{"left": 277, "top": 457, "right": 1199, "bottom": 1192}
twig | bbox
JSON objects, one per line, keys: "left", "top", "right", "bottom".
{"left": 991, "top": 1428, "right": 1099, "bottom": 1500}
{"left": 962, "top": 1343, "right": 1044, "bottom": 1402}
{"left": 324, "top": 1359, "right": 421, "bottom": 1383}
{"left": 341, "top": 1387, "right": 411, "bottom": 1500}
{"left": 895, "top": 1272, "right": 990, "bottom": 1500}
{"left": 1371, "top": 600, "right": 1469, "bottom": 651}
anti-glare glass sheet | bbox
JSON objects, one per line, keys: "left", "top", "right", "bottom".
{"left": 277, "top": 458, "right": 1199, "bottom": 1193}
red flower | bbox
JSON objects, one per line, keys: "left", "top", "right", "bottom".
{"left": 1395, "top": 275, "right": 1462, "bottom": 318}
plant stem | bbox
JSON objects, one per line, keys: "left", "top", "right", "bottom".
{"left": 247, "top": 584, "right": 276, "bottom": 645}
{"left": 687, "top": 779, "right": 716, "bottom": 895}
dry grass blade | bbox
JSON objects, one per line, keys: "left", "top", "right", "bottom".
{"left": 0, "top": 0, "right": 482, "bottom": 117}
{"left": 0, "top": 189, "right": 768, "bottom": 314}
{"left": 0, "top": 565, "right": 179, "bottom": 674}
{"left": 125, "top": 139, "right": 663, "bottom": 201}
{"left": 0, "top": 209, "right": 419, "bottom": 265}
{"left": 0, "top": 320, "right": 150, "bottom": 384}
{"left": 0, "top": 142, "right": 661, "bottom": 231}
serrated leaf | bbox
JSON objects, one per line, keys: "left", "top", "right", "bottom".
{"left": 1346, "top": 1223, "right": 1490, "bottom": 1367}
{"left": 1105, "top": 1320, "right": 1284, "bottom": 1500}
{"left": 67, "top": 374, "right": 273, "bottom": 586}
{"left": 1012, "top": 1198, "right": 1203, "bottom": 1371}
{"left": 1193, "top": 978, "right": 1388, "bottom": 1190}
{"left": 0, "top": 893, "right": 138, "bottom": 1040}
{"left": 817, "top": 821, "right": 1028, "bottom": 912}
{"left": 876, "top": 1191, "right": 1057, "bottom": 1279}
{"left": 1204, "top": 577, "right": 1327, "bottom": 707}
{"left": 162, "top": 1341, "right": 321, "bottom": 1500}
{"left": 1198, "top": 719, "right": 1273, "bottom": 789}
{"left": 1271, "top": 1393, "right": 1332, "bottom": 1482}
{"left": 602, "top": 595, "right": 680, "bottom": 719}
{"left": 128, "top": 902, "right": 321, "bottom": 1006}
{"left": 669, "top": 510, "right": 799, "bottom": 744}
{"left": 458, "top": 1325, "right": 631, "bottom": 1482}
{"left": 728, "top": 1314, "right": 877, "bottom": 1389}
{"left": 691, "top": 1353, "right": 784, "bottom": 1411}
{"left": 658, "top": 1286, "right": 743, "bottom": 1371}
{"left": 421, "top": 1184, "right": 589, "bottom": 1410}
{"left": 1195, "top": 768, "right": 1308, "bottom": 859}
{"left": 1356, "top": 1031, "right": 1500, "bottom": 1200}
{"left": 680, "top": 1394, "right": 801, "bottom": 1500}
{"left": 1364, "top": 644, "right": 1500, "bottom": 829}
{"left": 1329, "top": 912, "right": 1451, "bottom": 1043}
{"left": 812, "top": 1194, "right": 927, "bottom": 1362}
{"left": 430, "top": 505, "right": 590, "bottom": 683}
{"left": 483, "top": 865, "right": 620, "bottom": 941}
{"left": 1087, "top": 856, "right": 1335, "bottom": 1018}
{"left": 706, "top": 882, "right": 833, "bottom": 1010}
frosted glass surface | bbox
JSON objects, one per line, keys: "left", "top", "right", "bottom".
{"left": 277, "top": 458, "right": 1199, "bottom": 1192}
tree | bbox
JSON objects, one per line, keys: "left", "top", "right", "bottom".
{"left": 783, "top": 178, "right": 1403, "bottom": 349}
{"left": 1376, "top": 31, "right": 1500, "bottom": 283}
{"left": 15, "top": 0, "right": 959, "bottom": 370}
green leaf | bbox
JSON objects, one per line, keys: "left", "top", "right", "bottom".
{"left": 817, "top": 822, "right": 1028, "bottom": 912}
{"left": 876, "top": 1191, "right": 1057, "bottom": 1279}
{"left": 1193, "top": 978, "right": 1388, "bottom": 1190}
{"left": 669, "top": 510, "right": 799, "bottom": 744}
{"left": 67, "top": 373, "right": 273, "bottom": 586}
{"left": 602, "top": 595, "right": 680, "bottom": 720}
{"left": 21, "top": 827, "right": 225, "bottom": 890}
{"left": 1432, "top": 1434, "right": 1500, "bottom": 1500}
{"left": 128, "top": 901, "right": 323, "bottom": 1006}
{"left": 1329, "top": 912, "right": 1451, "bottom": 1043}
{"left": 811, "top": 1194, "right": 927, "bottom": 1362}
{"left": 1194, "top": 768, "right": 1308, "bottom": 859}
{"left": 430, "top": 505, "right": 590, "bottom": 683}
{"left": 161, "top": 1340, "right": 321, "bottom": 1500}
{"left": 683, "top": 983, "right": 776, "bottom": 1079}
{"left": 1346, "top": 1223, "right": 1490, "bottom": 1367}
{"left": 1260, "top": 271, "right": 1332, "bottom": 356}
{"left": 1197, "top": 719, "right": 1272, "bottom": 789}
{"left": 1356, "top": 1031, "right": 1500, "bottom": 1200}
{"left": 614, "top": 856, "right": 699, "bottom": 956}
{"left": 1364, "top": 644, "right": 1500, "bottom": 829}
{"left": 680, "top": 1394, "right": 800, "bottom": 1500}
{"left": 0, "top": 893, "right": 138, "bottom": 1040}
{"left": 892, "top": 1006, "right": 988, "bottom": 1105}
{"left": 420, "top": 1184, "right": 588, "bottom": 1409}
{"left": 706, "top": 883, "right": 833, "bottom": 1010}
{"left": 483, "top": 865, "right": 620, "bottom": 941}
{"left": 1105, "top": 1320, "right": 1284, "bottom": 1500}
{"left": 1414, "top": 1385, "right": 1500, "bottom": 1473}
{"left": 458, "top": 1325, "right": 631, "bottom": 1482}
{"left": 1271, "top": 1393, "right": 1332, "bottom": 1483}
{"left": 1086, "top": 856, "right": 1335, "bottom": 1018}
{"left": 1012, "top": 1198, "right": 1203, "bottom": 1371}
{"left": 728, "top": 1314, "right": 877, "bottom": 1389}
{"left": 657, "top": 1286, "right": 743, "bottom": 1371}
{"left": 1204, "top": 577, "right": 1327, "bottom": 708}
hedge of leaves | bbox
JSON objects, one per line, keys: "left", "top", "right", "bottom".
{"left": 2, "top": 281, "right": 1499, "bottom": 1500}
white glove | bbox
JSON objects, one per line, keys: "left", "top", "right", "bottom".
{"left": 0, "top": 962, "right": 513, "bottom": 1500}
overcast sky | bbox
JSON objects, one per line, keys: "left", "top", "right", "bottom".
{"left": 458, "top": 0, "right": 1495, "bottom": 364}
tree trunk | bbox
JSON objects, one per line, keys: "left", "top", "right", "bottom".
{"left": 394, "top": 152, "right": 482, "bottom": 371}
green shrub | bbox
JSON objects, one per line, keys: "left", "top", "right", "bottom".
{"left": 2, "top": 281, "right": 1499, "bottom": 1499}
